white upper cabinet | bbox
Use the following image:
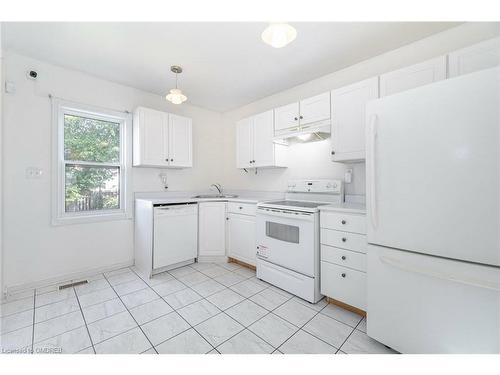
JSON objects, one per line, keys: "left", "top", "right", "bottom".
{"left": 274, "top": 102, "right": 300, "bottom": 132}
{"left": 448, "top": 37, "right": 500, "bottom": 78}
{"left": 133, "top": 106, "right": 193, "bottom": 168}
{"left": 133, "top": 107, "right": 169, "bottom": 167}
{"left": 380, "top": 56, "right": 447, "bottom": 97}
{"left": 168, "top": 114, "right": 192, "bottom": 167}
{"left": 236, "top": 117, "right": 254, "bottom": 169}
{"left": 236, "top": 110, "right": 286, "bottom": 169}
{"left": 252, "top": 110, "right": 275, "bottom": 167}
{"left": 331, "top": 77, "right": 379, "bottom": 162}
{"left": 299, "top": 92, "right": 331, "bottom": 126}
{"left": 274, "top": 93, "right": 331, "bottom": 133}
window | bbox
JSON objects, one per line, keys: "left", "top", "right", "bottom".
{"left": 53, "top": 99, "right": 131, "bottom": 224}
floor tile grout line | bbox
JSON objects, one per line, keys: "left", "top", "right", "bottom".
{"left": 72, "top": 287, "right": 97, "bottom": 354}
{"left": 102, "top": 272, "right": 159, "bottom": 354}
{"left": 335, "top": 314, "right": 364, "bottom": 354}
{"left": 30, "top": 290, "right": 36, "bottom": 354}
{"left": 130, "top": 266, "right": 217, "bottom": 353}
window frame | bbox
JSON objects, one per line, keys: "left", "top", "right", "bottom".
{"left": 52, "top": 99, "right": 132, "bottom": 225}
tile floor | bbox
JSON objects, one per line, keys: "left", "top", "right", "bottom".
{"left": 0, "top": 262, "right": 397, "bottom": 354}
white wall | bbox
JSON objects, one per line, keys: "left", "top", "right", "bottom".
{"left": 2, "top": 52, "right": 224, "bottom": 291}
{"left": 220, "top": 22, "right": 500, "bottom": 196}
{"left": 0, "top": 23, "right": 4, "bottom": 296}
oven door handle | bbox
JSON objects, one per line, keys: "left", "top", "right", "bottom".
{"left": 256, "top": 207, "right": 315, "bottom": 221}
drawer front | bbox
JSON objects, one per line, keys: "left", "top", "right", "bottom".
{"left": 320, "top": 211, "right": 366, "bottom": 234}
{"left": 321, "top": 245, "right": 366, "bottom": 272}
{"left": 320, "top": 229, "right": 367, "bottom": 253}
{"left": 321, "top": 262, "right": 366, "bottom": 310}
{"left": 227, "top": 202, "right": 256, "bottom": 216}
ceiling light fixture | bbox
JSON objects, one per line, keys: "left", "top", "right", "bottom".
{"left": 261, "top": 23, "right": 297, "bottom": 48}
{"left": 166, "top": 65, "right": 187, "bottom": 104}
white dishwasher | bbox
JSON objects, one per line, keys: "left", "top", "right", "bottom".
{"left": 153, "top": 203, "right": 198, "bottom": 271}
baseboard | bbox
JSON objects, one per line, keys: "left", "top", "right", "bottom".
{"left": 4, "top": 260, "right": 134, "bottom": 298}
{"left": 326, "top": 297, "right": 366, "bottom": 317}
{"left": 228, "top": 257, "right": 256, "bottom": 271}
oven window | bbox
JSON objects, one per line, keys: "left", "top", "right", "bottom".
{"left": 266, "top": 221, "right": 299, "bottom": 243}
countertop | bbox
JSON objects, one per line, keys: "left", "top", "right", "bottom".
{"left": 136, "top": 196, "right": 264, "bottom": 206}
{"left": 318, "top": 202, "right": 366, "bottom": 214}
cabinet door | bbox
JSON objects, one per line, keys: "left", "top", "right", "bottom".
{"left": 236, "top": 117, "right": 254, "bottom": 169}
{"left": 168, "top": 114, "right": 192, "bottom": 167}
{"left": 331, "top": 77, "right": 379, "bottom": 162}
{"left": 133, "top": 107, "right": 169, "bottom": 167}
{"left": 448, "top": 37, "right": 500, "bottom": 77}
{"left": 198, "top": 202, "right": 226, "bottom": 257}
{"left": 380, "top": 56, "right": 447, "bottom": 97}
{"left": 274, "top": 102, "right": 300, "bottom": 132}
{"left": 299, "top": 92, "right": 331, "bottom": 126}
{"left": 227, "top": 213, "right": 256, "bottom": 266}
{"left": 252, "top": 110, "right": 275, "bottom": 167}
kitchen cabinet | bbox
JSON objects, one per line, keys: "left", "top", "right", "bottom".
{"left": 331, "top": 77, "right": 379, "bottom": 162}
{"left": 448, "top": 37, "right": 500, "bottom": 77}
{"left": 133, "top": 106, "right": 192, "bottom": 168}
{"left": 236, "top": 110, "right": 286, "bottom": 169}
{"left": 379, "top": 56, "right": 447, "bottom": 97}
{"left": 274, "top": 92, "right": 330, "bottom": 133}
{"left": 198, "top": 202, "right": 226, "bottom": 259}
{"left": 320, "top": 209, "right": 367, "bottom": 311}
{"left": 226, "top": 203, "right": 257, "bottom": 266}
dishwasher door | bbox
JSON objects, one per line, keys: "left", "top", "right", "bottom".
{"left": 153, "top": 204, "right": 198, "bottom": 270}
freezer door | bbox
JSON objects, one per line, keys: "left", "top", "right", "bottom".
{"left": 366, "top": 67, "right": 500, "bottom": 266}
{"left": 367, "top": 244, "right": 500, "bottom": 353}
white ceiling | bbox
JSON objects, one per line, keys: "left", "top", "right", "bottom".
{"left": 4, "top": 22, "right": 459, "bottom": 112}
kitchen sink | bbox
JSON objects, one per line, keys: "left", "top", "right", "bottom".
{"left": 191, "top": 194, "right": 238, "bottom": 199}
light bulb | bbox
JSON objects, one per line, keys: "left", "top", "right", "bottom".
{"left": 261, "top": 23, "right": 297, "bottom": 48}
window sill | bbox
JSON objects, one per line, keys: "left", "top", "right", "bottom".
{"left": 52, "top": 211, "right": 132, "bottom": 226}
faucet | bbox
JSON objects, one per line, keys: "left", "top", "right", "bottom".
{"left": 210, "top": 183, "right": 223, "bottom": 196}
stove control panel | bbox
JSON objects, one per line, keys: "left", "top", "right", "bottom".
{"left": 287, "top": 179, "right": 343, "bottom": 194}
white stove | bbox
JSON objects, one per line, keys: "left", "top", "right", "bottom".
{"left": 255, "top": 179, "right": 343, "bottom": 303}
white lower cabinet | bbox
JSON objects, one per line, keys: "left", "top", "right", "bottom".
{"left": 226, "top": 203, "right": 257, "bottom": 266}
{"left": 320, "top": 209, "right": 367, "bottom": 310}
{"left": 198, "top": 202, "right": 227, "bottom": 258}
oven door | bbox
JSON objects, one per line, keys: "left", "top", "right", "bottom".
{"left": 256, "top": 207, "right": 317, "bottom": 277}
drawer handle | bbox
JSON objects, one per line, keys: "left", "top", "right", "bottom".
{"left": 342, "top": 237, "right": 347, "bottom": 242}
{"left": 341, "top": 273, "right": 346, "bottom": 278}
{"left": 341, "top": 256, "right": 346, "bottom": 260}
{"left": 341, "top": 220, "right": 346, "bottom": 225}
{"left": 239, "top": 206, "right": 243, "bottom": 209}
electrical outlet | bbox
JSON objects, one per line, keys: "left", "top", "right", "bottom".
{"left": 345, "top": 168, "right": 353, "bottom": 184}
{"left": 26, "top": 167, "right": 43, "bottom": 179}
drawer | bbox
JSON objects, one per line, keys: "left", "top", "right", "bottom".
{"left": 321, "top": 245, "right": 366, "bottom": 272}
{"left": 320, "top": 228, "right": 367, "bottom": 253}
{"left": 321, "top": 262, "right": 366, "bottom": 310}
{"left": 227, "top": 202, "right": 256, "bottom": 216}
{"left": 320, "top": 211, "right": 366, "bottom": 234}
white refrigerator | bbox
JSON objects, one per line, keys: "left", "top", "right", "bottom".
{"left": 365, "top": 67, "right": 500, "bottom": 353}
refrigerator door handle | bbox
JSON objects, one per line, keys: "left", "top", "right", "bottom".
{"left": 379, "top": 256, "right": 500, "bottom": 291}
{"left": 368, "top": 114, "right": 378, "bottom": 229}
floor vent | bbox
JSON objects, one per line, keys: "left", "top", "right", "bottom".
{"left": 59, "top": 280, "right": 88, "bottom": 290}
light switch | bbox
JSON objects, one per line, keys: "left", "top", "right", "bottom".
{"left": 26, "top": 167, "right": 43, "bottom": 179}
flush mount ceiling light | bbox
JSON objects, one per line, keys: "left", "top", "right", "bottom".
{"left": 261, "top": 23, "right": 297, "bottom": 48}
{"left": 165, "top": 65, "right": 187, "bottom": 104}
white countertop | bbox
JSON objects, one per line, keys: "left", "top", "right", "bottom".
{"left": 319, "top": 202, "right": 366, "bottom": 214}
{"left": 136, "top": 196, "right": 263, "bottom": 205}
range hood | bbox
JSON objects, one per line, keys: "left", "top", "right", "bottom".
{"left": 272, "top": 119, "right": 331, "bottom": 144}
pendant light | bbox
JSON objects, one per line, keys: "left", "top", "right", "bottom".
{"left": 166, "top": 65, "right": 187, "bottom": 104}
{"left": 261, "top": 23, "right": 297, "bottom": 48}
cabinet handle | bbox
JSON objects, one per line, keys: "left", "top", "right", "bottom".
{"left": 239, "top": 207, "right": 243, "bottom": 209}
{"left": 299, "top": 115, "right": 303, "bottom": 119}
{"left": 226, "top": 217, "right": 229, "bottom": 221}
{"left": 294, "top": 117, "right": 298, "bottom": 121}
{"left": 257, "top": 246, "right": 260, "bottom": 249}
{"left": 252, "top": 160, "right": 256, "bottom": 163}
{"left": 341, "top": 220, "right": 346, "bottom": 225}
{"left": 341, "top": 273, "right": 346, "bottom": 278}
{"left": 331, "top": 150, "right": 335, "bottom": 155}
{"left": 342, "top": 237, "right": 347, "bottom": 242}
{"left": 165, "top": 158, "right": 169, "bottom": 162}
{"left": 341, "top": 256, "right": 346, "bottom": 260}
{"left": 171, "top": 159, "right": 173, "bottom": 162}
